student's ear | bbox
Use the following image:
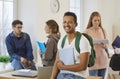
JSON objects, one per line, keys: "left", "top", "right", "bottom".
{"left": 75, "top": 23, "right": 78, "bottom": 27}
{"left": 12, "top": 26, "right": 15, "bottom": 30}
{"left": 49, "top": 28, "right": 52, "bottom": 33}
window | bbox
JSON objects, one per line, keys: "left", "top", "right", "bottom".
{"left": 70, "top": 0, "right": 83, "bottom": 32}
{"left": 0, "top": 0, "right": 13, "bottom": 55}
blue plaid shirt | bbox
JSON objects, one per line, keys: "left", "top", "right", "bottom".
{"left": 5, "top": 32, "right": 34, "bottom": 61}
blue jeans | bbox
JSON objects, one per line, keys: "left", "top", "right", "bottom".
{"left": 89, "top": 68, "right": 107, "bottom": 79}
{"left": 11, "top": 59, "right": 36, "bottom": 70}
{"left": 57, "top": 73, "right": 85, "bottom": 79}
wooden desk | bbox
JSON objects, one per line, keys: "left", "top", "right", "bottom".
{"left": 0, "top": 70, "right": 37, "bottom": 79}
{"left": 0, "top": 70, "right": 103, "bottom": 79}
{"left": 87, "top": 76, "right": 102, "bottom": 79}
{"left": 108, "top": 74, "right": 120, "bottom": 79}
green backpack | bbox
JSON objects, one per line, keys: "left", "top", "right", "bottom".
{"left": 61, "top": 32, "right": 96, "bottom": 67}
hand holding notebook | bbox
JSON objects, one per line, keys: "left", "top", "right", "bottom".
{"left": 59, "top": 48, "right": 75, "bottom": 65}
{"left": 59, "top": 48, "right": 75, "bottom": 73}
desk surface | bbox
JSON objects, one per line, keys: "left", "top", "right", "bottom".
{"left": 108, "top": 74, "right": 120, "bottom": 79}
{"left": 0, "top": 70, "right": 105, "bottom": 79}
{"left": 0, "top": 70, "right": 37, "bottom": 79}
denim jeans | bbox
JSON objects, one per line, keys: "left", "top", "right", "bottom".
{"left": 11, "top": 59, "right": 36, "bottom": 70}
{"left": 56, "top": 73, "right": 85, "bottom": 79}
{"left": 89, "top": 68, "right": 107, "bottom": 79}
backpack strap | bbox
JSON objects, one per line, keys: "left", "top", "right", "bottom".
{"left": 61, "top": 35, "right": 67, "bottom": 48}
{"left": 61, "top": 32, "right": 82, "bottom": 53}
{"left": 82, "top": 33, "right": 94, "bottom": 47}
{"left": 82, "top": 33, "right": 96, "bottom": 58}
{"left": 75, "top": 32, "right": 82, "bottom": 53}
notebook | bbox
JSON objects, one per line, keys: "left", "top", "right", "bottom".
{"left": 112, "top": 36, "right": 120, "bottom": 48}
{"left": 59, "top": 48, "right": 75, "bottom": 65}
{"left": 59, "top": 48, "right": 75, "bottom": 73}
{"left": 37, "top": 41, "right": 46, "bottom": 54}
{"left": 37, "top": 66, "right": 53, "bottom": 79}
{"left": 12, "top": 70, "right": 37, "bottom": 78}
{"left": 93, "top": 39, "right": 109, "bottom": 44}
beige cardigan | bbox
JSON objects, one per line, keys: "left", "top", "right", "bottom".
{"left": 85, "top": 27, "right": 109, "bottom": 70}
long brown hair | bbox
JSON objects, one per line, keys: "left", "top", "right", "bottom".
{"left": 46, "top": 19, "right": 60, "bottom": 36}
{"left": 87, "top": 11, "right": 102, "bottom": 29}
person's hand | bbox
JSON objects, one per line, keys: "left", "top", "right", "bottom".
{"left": 20, "top": 57, "right": 27, "bottom": 64}
{"left": 27, "top": 61, "right": 33, "bottom": 66}
{"left": 113, "top": 46, "right": 117, "bottom": 49}
{"left": 57, "top": 60, "right": 64, "bottom": 70}
{"left": 50, "top": 77, "right": 54, "bottom": 79}
{"left": 100, "top": 43, "right": 107, "bottom": 48}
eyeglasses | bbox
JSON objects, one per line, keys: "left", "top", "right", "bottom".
{"left": 15, "top": 27, "right": 23, "bottom": 29}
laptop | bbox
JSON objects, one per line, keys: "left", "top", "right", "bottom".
{"left": 12, "top": 70, "right": 37, "bottom": 78}
{"left": 37, "top": 66, "right": 53, "bottom": 79}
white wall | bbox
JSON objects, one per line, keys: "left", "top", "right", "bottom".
{"left": 112, "top": 0, "right": 120, "bottom": 40}
{"left": 83, "top": 0, "right": 99, "bottom": 30}
{"left": 98, "top": 0, "right": 116, "bottom": 46}
{"left": 17, "top": 0, "right": 69, "bottom": 61}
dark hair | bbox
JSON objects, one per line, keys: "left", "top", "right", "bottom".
{"left": 46, "top": 19, "right": 59, "bottom": 34}
{"left": 87, "top": 11, "right": 102, "bottom": 29}
{"left": 63, "top": 11, "right": 77, "bottom": 23}
{"left": 12, "top": 20, "right": 23, "bottom": 27}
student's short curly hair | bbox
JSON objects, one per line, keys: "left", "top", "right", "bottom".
{"left": 63, "top": 11, "right": 77, "bottom": 24}
{"left": 12, "top": 20, "right": 23, "bottom": 27}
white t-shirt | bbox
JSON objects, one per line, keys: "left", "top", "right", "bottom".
{"left": 58, "top": 35, "right": 91, "bottom": 78}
